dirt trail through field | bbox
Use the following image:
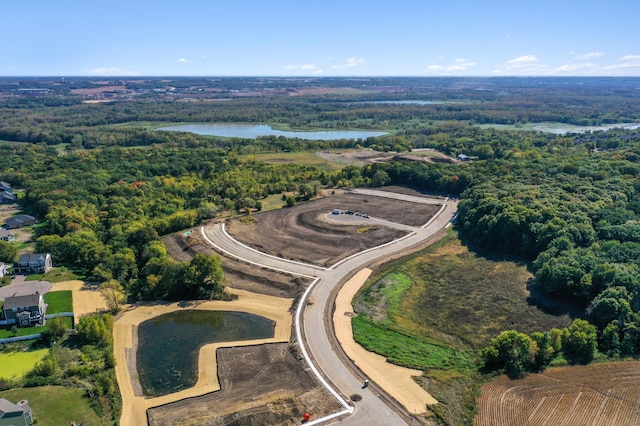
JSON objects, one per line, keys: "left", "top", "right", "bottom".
{"left": 333, "top": 268, "right": 437, "bottom": 413}
{"left": 52, "top": 280, "right": 108, "bottom": 317}
{"left": 114, "top": 289, "right": 293, "bottom": 426}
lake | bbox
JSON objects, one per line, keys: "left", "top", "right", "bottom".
{"left": 478, "top": 122, "right": 640, "bottom": 135}
{"left": 157, "top": 123, "right": 388, "bottom": 140}
{"left": 136, "top": 310, "right": 274, "bottom": 397}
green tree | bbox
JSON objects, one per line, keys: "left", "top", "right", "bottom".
{"left": 100, "top": 279, "right": 127, "bottom": 313}
{"left": 76, "top": 314, "right": 113, "bottom": 347}
{"left": 562, "top": 319, "right": 598, "bottom": 364}
{"left": 600, "top": 321, "right": 621, "bottom": 356}
{"left": 41, "top": 317, "right": 67, "bottom": 345}
{"left": 481, "top": 330, "right": 538, "bottom": 378}
{"left": 285, "top": 195, "right": 296, "bottom": 207}
{"left": 0, "top": 241, "right": 18, "bottom": 263}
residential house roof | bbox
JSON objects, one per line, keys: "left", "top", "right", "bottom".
{"left": 0, "top": 181, "right": 11, "bottom": 190}
{"left": 6, "top": 215, "right": 35, "bottom": 227}
{"left": 0, "top": 398, "right": 31, "bottom": 417}
{"left": 2, "top": 294, "right": 42, "bottom": 311}
{"left": 0, "top": 229, "right": 13, "bottom": 239}
{"left": 0, "top": 192, "right": 16, "bottom": 202}
{"left": 17, "top": 253, "right": 48, "bottom": 265}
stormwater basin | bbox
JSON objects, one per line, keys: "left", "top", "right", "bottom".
{"left": 137, "top": 310, "right": 274, "bottom": 396}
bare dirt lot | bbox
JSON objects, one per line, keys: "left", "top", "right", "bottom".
{"left": 477, "top": 361, "right": 640, "bottom": 426}
{"left": 226, "top": 191, "right": 441, "bottom": 267}
{"left": 147, "top": 343, "right": 342, "bottom": 426}
{"left": 163, "top": 231, "right": 309, "bottom": 299}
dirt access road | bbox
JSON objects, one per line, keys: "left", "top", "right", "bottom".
{"left": 202, "top": 188, "right": 457, "bottom": 425}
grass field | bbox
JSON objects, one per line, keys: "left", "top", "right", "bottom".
{"left": 0, "top": 386, "right": 101, "bottom": 426}
{"left": 0, "top": 348, "right": 48, "bottom": 379}
{"left": 43, "top": 290, "right": 73, "bottom": 313}
{"left": 42, "top": 267, "right": 83, "bottom": 282}
{"left": 353, "top": 231, "right": 575, "bottom": 425}
{"left": 244, "top": 151, "right": 345, "bottom": 172}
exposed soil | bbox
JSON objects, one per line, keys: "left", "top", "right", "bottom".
{"left": 147, "top": 343, "right": 342, "bottom": 426}
{"left": 163, "top": 231, "right": 309, "bottom": 299}
{"left": 477, "top": 361, "right": 640, "bottom": 426}
{"left": 226, "top": 191, "right": 440, "bottom": 267}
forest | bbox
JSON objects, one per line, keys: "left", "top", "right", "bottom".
{"left": 2, "top": 76, "right": 640, "bottom": 370}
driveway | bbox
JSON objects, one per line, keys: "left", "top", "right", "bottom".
{"left": 0, "top": 276, "right": 52, "bottom": 299}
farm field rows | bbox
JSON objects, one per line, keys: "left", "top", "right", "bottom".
{"left": 477, "top": 361, "right": 640, "bottom": 426}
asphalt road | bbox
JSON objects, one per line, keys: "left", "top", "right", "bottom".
{"left": 201, "top": 190, "right": 458, "bottom": 425}
{"left": 0, "top": 276, "right": 52, "bottom": 299}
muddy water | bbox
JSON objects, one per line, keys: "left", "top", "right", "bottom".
{"left": 137, "top": 310, "right": 274, "bottom": 396}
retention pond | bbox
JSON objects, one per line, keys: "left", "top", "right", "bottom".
{"left": 137, "top": 310, "right": 274, "bottom": 396}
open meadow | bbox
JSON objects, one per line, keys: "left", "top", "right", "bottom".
{"left": 0, "top": 386, "right": 101, "bottom": 426}
{"left": 353, "top": 232, "right": 575, "bottom": 425}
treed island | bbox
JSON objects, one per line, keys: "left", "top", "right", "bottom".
{"left": 1, "top": 76, "right": 640, "bottom": 425}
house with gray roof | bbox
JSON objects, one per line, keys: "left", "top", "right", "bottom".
{"left": 0, "top": 192, "right": 15, "bottom": 204}
{"left": 5, "top": 215, "right": 36, "bottom": 229}
{"left": 0, "top": 262, "right": 8, "bottom": 278}
{"left": 0, "top": 398, "right": 33, "bottom": 426}
{"left": 13, "top": 253, "right": 52, "bottom": 274}
{"left": 2, "top": 293, "right": 47, "bottom": 327}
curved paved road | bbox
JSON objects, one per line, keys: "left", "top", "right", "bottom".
{"left": 202, "top": 190, "right": 458, "bottom": 425}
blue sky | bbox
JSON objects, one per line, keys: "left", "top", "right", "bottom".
{"left": 3, "top": 0, "right": 639, "bottom": 77}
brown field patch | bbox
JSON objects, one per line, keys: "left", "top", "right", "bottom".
{"left": 147, "top": 343, "right": 342, "bottom": 426}
{"left": 226, "top": 191, "right": 440, "bottom": 267}
{"left": 477, "top": 361, "right": 640, "bottom": 426}
{"left": 163, "top": 231, "right": 309, "bottom": 298}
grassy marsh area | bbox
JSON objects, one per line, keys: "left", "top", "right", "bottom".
{"left": 353, "top": 231, "right": 574, "bottom": 424}
{"left": 0, "top": 348, "right": 48, "bottom": 379}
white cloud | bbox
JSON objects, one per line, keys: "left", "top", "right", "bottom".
{"left": 506, "top": 55, "right": 538, "bottom": 67}
{"left": 427, "top": 59, "right": 475, "bottom": 74}
{"left": 620, "top": 55, "right": 640, "bottom": 61}
{"left": 284, "top": 64, "right": 317, "bottom": 70}
{"left": 554, "top": 63, "right": 598, "bottom": 73}
{"left": 331, "top": 57, "right": 366, "bottom": 70}
{"left": 84, "top": 67, "right": 138, "bottom": 76}
{"left": 574, "top": 52, "right": 603, "bottom": 60}
{"left": 446, "top": 59, "right": 476, "bottom": 72}
{"left": 177, "top": 58, "right": 191, "bottom": 63}
{"left": 500, "top": 55, "right": 553, "bottom": 75}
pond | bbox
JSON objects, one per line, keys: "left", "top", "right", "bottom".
{"left": 136, "top": 310, "right": 274, "bottom": 397}
{"left": 478, "top": 122, "right": 640, "bottom": 135}
{"left": 157, "top": 123, "right": 388, "bottom": 140}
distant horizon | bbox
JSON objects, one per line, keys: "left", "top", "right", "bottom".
{"left": 4, "top": 1, "right": 639, "bottom": 77}
{"left": 2, "top": 75, "right": 640, "bottom": 79}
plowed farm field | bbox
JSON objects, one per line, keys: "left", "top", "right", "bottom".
{"left": 476, "top": 361, "right": 640, "bottom": 426}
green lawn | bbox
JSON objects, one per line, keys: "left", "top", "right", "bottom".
{"left": 42, "top": 267, "right": 83, "bottom": 282}
{"left": 43, "top": 290, "right": 73, "bottom": 313}
{"left": 0, "top": 348, "right": 48, "bottom": 379}
{"left": 246, "top": 151, "right": 345, "bottom": 172}
{"left": 352, "top": 315, "right": 475, "bottom": 371}
{"left": 0, "top": 386, "right": 101, "bottom": 426}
